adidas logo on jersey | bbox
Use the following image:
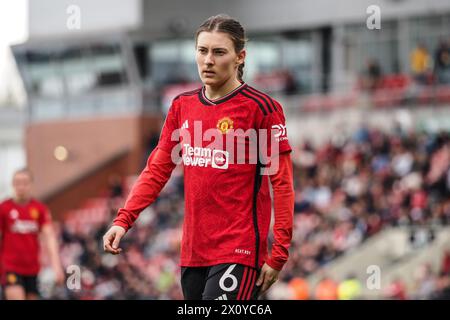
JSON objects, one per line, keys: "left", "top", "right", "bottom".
{"left": 215, "top": 294, "right": 228, "bottom": 300}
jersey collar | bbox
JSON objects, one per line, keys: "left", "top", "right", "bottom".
{"left": 198, "top": 82, "right": 247, "bottom": 106}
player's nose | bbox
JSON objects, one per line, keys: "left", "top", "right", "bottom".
{"left": 204, "top": 52, "right": 214, "bottom": 65}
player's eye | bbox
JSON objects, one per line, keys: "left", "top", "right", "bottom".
{"left": 198, "top": 48, "right": 207, "bottom": 54}
{"left": 215, "top": 50, "right": 226, "bottom": 56}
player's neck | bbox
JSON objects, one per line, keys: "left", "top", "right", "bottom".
{"left": 204, "top": 77, "right": 242, "bottom": 101}
{"left": 13, "top": 196, "right": 31, "bottom": 205}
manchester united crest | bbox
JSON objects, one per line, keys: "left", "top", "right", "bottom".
{"left": 30, "top": 208, "right": 40, "bottom": 220}
{"left": 7, "top": 273, "right": 17, "bottom": 284}
{"left": 217, "top": 117, "right": 234, "bottom": 134}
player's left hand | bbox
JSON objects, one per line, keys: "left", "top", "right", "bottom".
{"left": 256, "top": 263, "right": 280, "bottom": 294}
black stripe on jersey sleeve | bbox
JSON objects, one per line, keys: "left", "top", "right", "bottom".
{"left": 242, "top": 87, "right": 274, "bottom": 114}
{"left": 246, "top": 86, "right": 278, "bottom": 112}
{"left": 245, "top": 87, "right": 274, "bottom": 113}
{"left": 240, "top": 89, "right": 268, "bottom": 116}
{"left": 174, "top": 88, "right": 201, "bottom": 101}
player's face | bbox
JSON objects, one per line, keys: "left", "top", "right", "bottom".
{"left": 196, "top": 31, "right": 245, "bottom": 87}
{"left": 12, "top": 172, "right": 32, "bottom": 201}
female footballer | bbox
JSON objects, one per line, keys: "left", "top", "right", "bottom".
{"left": 103, "top": 14, "right": 294, "bottom": 300}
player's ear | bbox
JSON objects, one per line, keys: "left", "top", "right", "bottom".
{"left": 236, "top": 49, "right": 246, "bottom": 66}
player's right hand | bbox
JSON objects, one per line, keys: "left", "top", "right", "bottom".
{"left": 103, "top": 225, "right": 126, "bottom": 255}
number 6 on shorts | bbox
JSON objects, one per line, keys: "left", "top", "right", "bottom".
{"left": 219, "top": 264, "right": 238, "bottom": 292}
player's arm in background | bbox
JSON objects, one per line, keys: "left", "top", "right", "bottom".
{"left": 255, "top": 98, "right": 295, "bottom": 294}
{"left": 103, "top": 98, "right": 181, "bottom": 255}
{"left": 40, "top": 208, "right": 65, "bottom": 285}
{"left": 257, "top": 152, "right": 294, "bottom": 293}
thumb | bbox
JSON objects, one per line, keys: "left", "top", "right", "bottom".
{"left": 256, "top": 269, "right": 266, "bottom": 286}
{"left": 112, "top": 232, "right": 122, "bottom": 249}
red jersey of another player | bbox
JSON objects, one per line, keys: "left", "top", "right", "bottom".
{"left": 114, "top": 82, "right": 292, "bottom": 269}
{"left": 0, "top": 198, "right": 51, "bottom": 275}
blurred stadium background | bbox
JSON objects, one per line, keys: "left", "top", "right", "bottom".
{"left": 1, "top": 0, "right": 450, "bottom": 299}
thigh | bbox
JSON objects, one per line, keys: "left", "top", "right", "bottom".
{"left": 180, "top": 267, "right": 209, "bottom": 300}
{"left": 4, "top": 285, "right": 26, "bottom": 300}
{"left": 2, "top": 272, "right": 26, "bottom": 300}
{"left": 203, "top": 264, "right": 260, "bottom": 300}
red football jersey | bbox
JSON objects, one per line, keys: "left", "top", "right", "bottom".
{"left": 0, "top": 198, "right": 51, "bottom": 275}
{"left": 157, "top": 83, "right": 292, "bottom": 269}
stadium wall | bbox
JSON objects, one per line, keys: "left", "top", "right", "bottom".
{"left": 25, "top": 114, "right": 161, "bottom": 219}
{"left": 28, "top": 0, "right": 450, "bottom": 39}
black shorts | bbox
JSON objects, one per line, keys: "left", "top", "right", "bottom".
{"left": 1, "top": 272, "right": 39, "bottom": 296}
{"left": 181, "top": 263, "right": 260, "bottom": 300}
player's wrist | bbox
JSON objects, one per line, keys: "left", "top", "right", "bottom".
{"left": 265, "top": 257, "right": 285, "bottom": 271}
{"left": 111, "top": 221, "right": 129, "bottom": 233}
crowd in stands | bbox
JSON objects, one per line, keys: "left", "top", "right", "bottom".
{"left": 301, "top": 39, "right": 450, "bottom": 111}
{"left": 41, "top": 126, "right": 450, "bottom": 299}
{"left": 360, "top": 39, "right": 450, "bottom": 92}
{"left": 410, "top": 40, "right": 450, "bottom": 86}
{"left": 269, "top": 126, "right": 450, "bottom": 299}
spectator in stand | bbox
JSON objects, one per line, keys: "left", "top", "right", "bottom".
{"left": 428, "top": 252, "right": 450, "bottom": 300}
{"left": 431, "top": 271, "right": 450, "bottom": 300}
{"left": 314, "top": 275, "right": 338, "bottom": 300}
{"left": 410, "top": 43, "right": 432, "bottom": 85}
{"left": 361, "top": 58, "right": 383, "bottom": 92}
{"left": 288, "top": 277, "right": 309, "bottom": 300}
{"left": 108, "top": 174, "right": 124, "bottom": 199}
{"left": 281, "top": 69, "right": 298, "bottom": 95}
{"left": 413, "top": 263, "right": 436, "bottom": 299}
{"left": 434, "top": 40, "right": 450, "bottom": 85}
{"left": 337, "top": 274, "right": 362, "bottom": 300}
{"left": 441, "top": 250, "right": 450, "bottom": 275}
{"left": 384, "top": 278, "right": 407, "bottom": 300}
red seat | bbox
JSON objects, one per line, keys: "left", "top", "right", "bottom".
{"left": 301, "top": 96, "right": 322, "bottom": 112}
{"left": 417, "top": 87, "right": 435, "bottom": 105}
{"left": 436, "top": 86, "right": 450, "bottom": 104}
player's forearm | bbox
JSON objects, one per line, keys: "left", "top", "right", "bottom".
{"left": 113, "top": 147, "right": 176, "bottom": 232}
{"left": 266, "top": 153, "right": 294, "bottom": 271}
{"left": 42, "top": 225, "right": 63, "bottom": 271}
